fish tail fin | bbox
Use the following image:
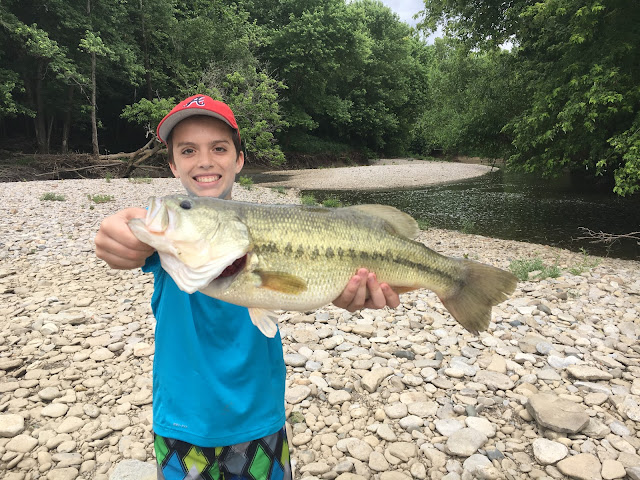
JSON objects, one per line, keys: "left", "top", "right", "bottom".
{"left": 439, "top": 259, "right": 518, "bottom": 335}
{"left": 248, "top": 308, "right": 279, "bottom": 338}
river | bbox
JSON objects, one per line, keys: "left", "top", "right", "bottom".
{"left": 303, "top": 170, "right": 640, "bottom": 260}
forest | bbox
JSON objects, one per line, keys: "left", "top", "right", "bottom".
{"left": 0, "top": 0, "right": 638, "bottom": 195}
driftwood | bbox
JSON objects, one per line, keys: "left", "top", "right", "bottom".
{"left": 577, "top": 227, "right": 640, "bottom": 246}
{"left": 24, "top": 137, "right": 167, "bottom": 180}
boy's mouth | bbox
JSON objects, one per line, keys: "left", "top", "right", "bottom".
{"left": 195, "top": 175, "right": 221, "bottom": 184}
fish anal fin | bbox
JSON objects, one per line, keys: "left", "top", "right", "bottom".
{"left": 344, "top": 205, "right": 419, "bottom": 239}
{"left": 257, "top": 271, "right": 307, "bottom": 294}
{"left": 390, "top": 286, "right": 418, "bottom": 294}
{"left": 248, "top": 308, "right": 279, "bottom": 338}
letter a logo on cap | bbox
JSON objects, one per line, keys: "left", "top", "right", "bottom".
{"left": 184, "top": 96, "right": 206, "bottom": 108}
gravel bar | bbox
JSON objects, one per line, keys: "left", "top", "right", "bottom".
{"left": 0, "top": 176, "right": 639, "bottom": 480}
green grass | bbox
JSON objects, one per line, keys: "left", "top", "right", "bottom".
{"left": 288, "top": 411, "right": 305, "bottom": 424}
{"left": 322, "top": 196, "right": 342, "bottom": 208}
{"left": 417, "top": 218, "right": 431, "bottom": 230}
{"left": 238, "top": 175, "right": 253, "bottom": 189}
{"left": 509, "top": 257, "right": 561, "bottom": 281}
{"left": 301, "top": 194, "right": 317, "bottom": 206}
{"left": 270, "top": 186, "right": 286, "bottom": 195}
{"left": 40, "top": 192, "right": 66, "bottom": 201}
{"left": 460, "top": 218, "right": 476, "bottom": 234}
{"left": 568, "top": 248, "right": 600, "bottom": 275}
{"left": 129, "top": 176, "right": 152, "bottom": 184}
{"left": 104, "top": 172, "right": 113, "bottom": 183}
{"left": 88, "top": 194, "right": 114, "bottom": 204}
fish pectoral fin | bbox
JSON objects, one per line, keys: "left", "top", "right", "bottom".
{"left": 256, "top": 271, "right": 307, "bottom": 294}
{"left": 248, "top": 308, "right": 279, "bottom": 338}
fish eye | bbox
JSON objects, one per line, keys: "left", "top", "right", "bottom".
{"left": 179, "top": 199, "right": 193, "bottom": 210}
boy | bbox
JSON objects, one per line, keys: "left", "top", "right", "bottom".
{"left": 94, "top": 94, "right": 399, "bottom": 480}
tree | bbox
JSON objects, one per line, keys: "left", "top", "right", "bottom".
{"left": 418, "top": 0, "right": 640, "bottom": 195}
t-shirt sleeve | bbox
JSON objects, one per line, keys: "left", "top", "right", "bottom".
{"left": 141, "top": 251, "right": 161, "bottom": 275}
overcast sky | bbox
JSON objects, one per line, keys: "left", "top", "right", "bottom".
{"left": 378, "top": 0, "right": 442, "bottom": 43}
{"left": 378, "top": 0, "right": 424, "bottom": 27}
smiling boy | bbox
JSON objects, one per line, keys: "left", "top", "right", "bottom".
{"left": 94, "top": 94, "right": 399, "bottom": 480}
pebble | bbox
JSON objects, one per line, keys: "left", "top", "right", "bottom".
{"left": 0, "top": 178, "right": 639, "bottom": 480}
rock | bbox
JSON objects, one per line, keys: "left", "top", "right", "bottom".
{"left": 446, "top": 428, "right": 488, "bottom": 457}
{"left": 387, "top": 442, "right": 417, "bottom": 462}
{"left": 532, "top": 438, "right": 569, "bottom": 465}
{"left": 556, "top": 453, "right": 602, "bottom": 480}
{"left": 600, "top": 459, "right": 626, "bottom": 480}
{"left": 328, "top": 390, "right": 351, "bottom": 405}
{"left": 435, "top": 418, "right": 464, "bottom": 437}
{"left": 42, "top": 403, "right": 70, "bottom": 418}
{"left": 526, "top": 393, "right": 590, "bottom": 434}
{"left": 6, "top": 433, "right": 38, "bottom": 452}
{"left": 361, "top": 367, "right": 393, "bottom": 393}
{"left": 465, "top": 417, "right": 496, "bottom": 438}
{"left": 0, "top": 414, "right": 25, "bottom": 437}
{"left": 57, "top": 416, "right": 84, "bottom": 434}
{"left": 285, "top": 385, "right": 311, "bottom": 404}
{"left": 133, "top": 342, "right": 154, "bottom": 357}
{"left": 47, "top": 467, "right": 80, "bottom": 480}
{"left": 369, "top": 451, "right": 389, "bottom": 471}
{"left": 474, "top": 370, "right": 514, "bottom": 391}
{"left": 346, "top": 438, "right": 373, "bottom": 462}
{"left": 567, "top": 365, "right": 613, "bottom": 381}
{"left": 284, "top": 353, "right": 308, "bottom": 367}
{"left": 109, "top": 459, "right": 156, "bottom": 480}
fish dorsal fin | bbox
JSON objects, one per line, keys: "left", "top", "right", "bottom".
{"left": 248, "top": 308, "right": 279, "bottom": 337}
{"left": 256, "top": 271, "right": 307, "bottom": 294}
{"left": 344, "top": 205, "right": 420, "bottom": 239}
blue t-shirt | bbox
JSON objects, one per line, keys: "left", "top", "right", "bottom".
{"left": 142, "top": 253, "right": 286, "bottom": 447}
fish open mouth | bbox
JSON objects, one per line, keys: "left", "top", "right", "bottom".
{"left": 215, "top": 254, "right": 247, "bottom": 279}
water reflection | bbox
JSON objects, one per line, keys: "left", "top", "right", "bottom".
{"left": 305, "top": 170, "right": 640, "bottom": 259}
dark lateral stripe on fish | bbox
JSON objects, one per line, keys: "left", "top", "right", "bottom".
{"left": 252, "top": 242, "right": 453, "bottom": 282}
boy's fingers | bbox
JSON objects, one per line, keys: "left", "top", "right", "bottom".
{"left": 333, "top": 269, "right": 368, "bottom": 311}
{"left": 364, "top": 272, "right": 387, "bottom": 309}
{"left": 380, "top": 283, "right": 401, "bottom": 309}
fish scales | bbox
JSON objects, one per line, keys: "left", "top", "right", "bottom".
{"left": 225, "top": 201, "right": 462, "bottom": 310}
{"left": 128, "top": 195, "right": 518, "bottom": 337}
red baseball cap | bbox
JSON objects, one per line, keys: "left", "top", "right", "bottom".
{"left": 156, "top": 94, "right": 240, "bottom": 144}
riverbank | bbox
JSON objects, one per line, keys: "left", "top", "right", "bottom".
{"left": 0, "top": 178, "right": 638, "bottom": 480}
{"left": 250, "top": 159, "right": 497, "bottom": 190}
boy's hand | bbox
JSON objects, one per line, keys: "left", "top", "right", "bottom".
{"left": 333, "top": 268, "right": 400, "bottom": 312}
{"left": 95, "top": 208, "right": 155, "bottom": 270}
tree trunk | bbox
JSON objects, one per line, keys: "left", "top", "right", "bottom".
{"left": 140, "top": 0, "right": 152, "bottom": 99}
{"left": 61, "top": 85, "right": 74, "bottom": 153}
{"left": 34, "top": 61, "right": 49, "bottom": 154}
{"left": 90, "top": 51, "right": 99, "bottom": 156}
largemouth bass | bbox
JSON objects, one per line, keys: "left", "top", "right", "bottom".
{"left": 129, "top": 195, "right": 517, "bottom": 338}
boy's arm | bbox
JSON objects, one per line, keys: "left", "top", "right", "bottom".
{"left": 95, "top": 208, "right": 155, "bottom": 269}
{"left": 332, "top": 268, "right": 400, "bottom": 312}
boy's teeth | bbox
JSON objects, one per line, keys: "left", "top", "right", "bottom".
{"left": 197, "top": 175, "right": 220, "bottom": 183}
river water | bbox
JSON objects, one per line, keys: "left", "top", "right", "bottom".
{"left": 303, "top": 170, "right": 640, "bottom": 260}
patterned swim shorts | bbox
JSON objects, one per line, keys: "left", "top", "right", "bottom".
{"left": 154, "top": 427, "right": 291, "bottom": 480}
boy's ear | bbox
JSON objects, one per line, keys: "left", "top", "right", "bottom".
{"left": 235, "top": 151, "right": 245, "bottom": 174}
{"left": 169, "top": 160, "right": 180, "bottom": 178}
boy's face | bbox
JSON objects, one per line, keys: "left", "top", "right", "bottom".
{"left": 169, "top": 116, "right": 244, "bottom": 199}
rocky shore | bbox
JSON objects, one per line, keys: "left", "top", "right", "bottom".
{"left": 0, "top": 177, "right": 638, "bottom": 480}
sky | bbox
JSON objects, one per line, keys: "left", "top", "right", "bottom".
{"left": 378, "top": 0, "right": 424, "bottom": 27}
{"left": 378, "top": 0, "right": 443, "bottom": 43}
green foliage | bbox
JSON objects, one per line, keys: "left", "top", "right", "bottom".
{"left": 417, "top": 218, "right": 431, "bottom": 230}
{"left": 568, "top": 248, "right": 601, "bottom": 275}
{"left": 129, "top": 176, "right": 152, "bottom": 184}
{"left": 237, "top": 175, "right": 254, "bottom": 189}
{"left": 40, "top": 192, "right": 66, "bottom": 201}
{"left": 322, "top": 196, "right": 342, "bottom": 208}
{"left": 270, "top": 186, "right": 286, "bottom": 195}
{"left": 509, "top": 257, "right": 560, "bottom": 281}
{"left": 88, "top": 194, "right": 114, "bottom": 203}
{"left": 301, "top": 194, "right": 318, "bottom": 206}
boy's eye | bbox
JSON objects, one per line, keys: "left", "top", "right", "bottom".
{"left": 181, "top": 148, "right": 195, "bottom": 155}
